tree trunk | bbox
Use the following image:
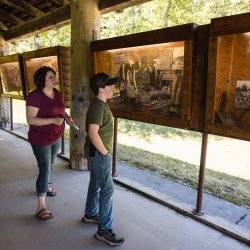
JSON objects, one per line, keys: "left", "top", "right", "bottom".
{"left": 70, "top": 0, "right": 100, "bottom": 170}
{"left": 0, "top": 37, "right": 10, "bottom": 129}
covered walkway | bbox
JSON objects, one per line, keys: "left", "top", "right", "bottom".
{"left": 0, "top": 130, "right": 248, "bottom": 250}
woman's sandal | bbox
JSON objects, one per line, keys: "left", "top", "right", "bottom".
{"left": 47, "top": 188, "right": 57, "bottom": 197}
{"left": 35, "top": 208, "right": 54, "bottom": 221}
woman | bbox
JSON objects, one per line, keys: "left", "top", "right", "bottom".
{"left": 26, "top": 66, "right": 68, "bottom": 220}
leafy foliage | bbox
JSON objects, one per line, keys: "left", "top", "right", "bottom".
{"left": 8, "top": 0, "right": 250, "bottom": 53}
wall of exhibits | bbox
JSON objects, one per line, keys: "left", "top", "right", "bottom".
{"left": 0, "top": 12, "right": 249, "bottom": 141}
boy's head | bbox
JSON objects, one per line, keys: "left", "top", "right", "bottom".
{"left": 90, "top": 73, "right": 118, "bottom": 96}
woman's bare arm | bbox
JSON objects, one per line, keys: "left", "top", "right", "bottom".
{"left": 26, "top": 106, "right": 64, "bottom": 126}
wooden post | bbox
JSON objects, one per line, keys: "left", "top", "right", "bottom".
{"left": 70, "top": 0, "right": 100, "bottom": 170}
{"left": 0, "top": 36, "right": 10, "bottom": 129}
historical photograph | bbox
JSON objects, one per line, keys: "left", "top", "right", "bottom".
{"left": 94, "top": 42, "right": 185, "bottom": 117}
{"left": 235, "top": 80, "right": 250, "bottom": 109}
{"left": 0, "top": 62, "right": 23, "bottom": 97}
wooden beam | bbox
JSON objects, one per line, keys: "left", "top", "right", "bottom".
{"left": 211, "top": 12, "right": 250, "bottom": 36}
{"left": 6, "top": 0, "right": 44, "bottom": 17}
{"left": 0, "top": 8, "right": 24, "bottom": 25}
{"left": 0, "top": 0, "right": 43, "bottom": 18}
{"left": 99, "top": 0, "right": 153, "bottom": 14}
{"left": 0, "top": 21, "right": 8, "bottom": 31}
{"left": 50, "top": 0, "right": 64, "bottom": 7}
{"left": 3, "top": 5, "right": 70, "bottom": 40}
{"left": 91, "top": 23, "right": 195, "bottom": 51}
{"left": 0, "top": 0, "right": 28, "bottom": 14}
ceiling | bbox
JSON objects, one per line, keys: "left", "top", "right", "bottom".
{"left": 0, "top": 0, "right": 152, "bottom": 40}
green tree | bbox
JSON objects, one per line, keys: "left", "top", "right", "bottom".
{"left": 8, "top": 0, "right": 250, "bottom": 52}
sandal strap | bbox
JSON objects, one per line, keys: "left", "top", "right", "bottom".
{"left": 36, "top": 208, "right": 54, "bottom": 220}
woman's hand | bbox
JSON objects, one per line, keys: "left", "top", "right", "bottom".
{"left": 65, "top": 116, "right": 75, "bottom": 126}
{"left": 64, "top": 113, "right": 75, "bottom": 126}
{"left": 52, "top": 117, "right": 64, "bottom": 125}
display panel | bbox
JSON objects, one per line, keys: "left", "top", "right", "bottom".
{"left": 91, "top": 24, "right": 198, "bottom": 129}
{"left": 94, "top": 42, "right": 185, "bottom": 117}
{"left": 22, "top": 46, "right": 71, "bottom": 107}
{"left": 24, "top": 56, "right": 60, "bottom": 92}
{"left": 0, "top": 62, "right": 24, "bottom": 98}
{"left": 206, "top": 12, "right": 250, "bottom": 140}
{"left": 214, "top": 33, "right": 250, "bottom": 132}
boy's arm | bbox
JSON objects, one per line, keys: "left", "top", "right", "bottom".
{"left": 88, "top": 124, "right": 108, "bottom": 155}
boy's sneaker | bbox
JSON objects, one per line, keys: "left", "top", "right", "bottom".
{"left": 95, "top": 229, "right": 124, "bottom": 246}
{"left": 82, "top": 214, "right": 98, "bottom": 224}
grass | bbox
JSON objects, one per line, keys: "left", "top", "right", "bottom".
{"left": 117, "top": 144, "right": 250, "bottom": 207}
{"left": 118, "top": 119, "right": 202, "bottom": 139}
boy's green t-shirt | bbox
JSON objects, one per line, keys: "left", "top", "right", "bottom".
{"left": 85, "top": 98, "right": 113, "bottom": 153}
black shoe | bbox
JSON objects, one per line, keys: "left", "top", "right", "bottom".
{"left": 82, "top": 214, "right": 98, "bottom": 224}
{"left": 95, "top": 229, "right": 124, "bottom": 246}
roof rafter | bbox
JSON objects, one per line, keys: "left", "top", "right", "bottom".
{"left": 0, "top": 0, "right": 27, "bottom": 14}
{"left": 3, "top": 5, "right": 70, "bottom": 40}
{"left": 99, "top": 0, "right": 153, "bottom": 14}
{"left": 0, "top": 8, "right": 24, "bottom": 25}
{"left": 6, "top": 0, "right": 44, "bottom": 17}
{"left": 49, "top": 0, "right": 64, "bottom": 7}
{"left": 0, "top": 21, "right": 8, "bottom": 31}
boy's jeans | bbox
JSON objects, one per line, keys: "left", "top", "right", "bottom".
{"left": 32, "top": 140, "right": 61, "bottom": 196}
{"left": 85, "top": 151, "right": 114, "bottom": 230}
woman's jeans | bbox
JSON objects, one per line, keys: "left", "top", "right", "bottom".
{"left": 85, "top": 151, "right": 114, "bottom": 230}
{"left": 31, "top": 140, "right": 61, "bottom": 197}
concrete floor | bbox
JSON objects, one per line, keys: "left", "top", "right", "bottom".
{"left": 0, "top": 130, "right": 249, "bottom": 250}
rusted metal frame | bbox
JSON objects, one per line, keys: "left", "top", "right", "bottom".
{"left": 191, "top": 25, "right": 210, "bottom": 215}
{"left": 61, "top": 134, "right": 65, "bottom": 155}
{"left": 112, "top": 117, "right": 118, "bottom": 177}
{"left": 9, "top": 97, "right": 13, "bottom": 130}
{"left": 194, "top": 132, "right": 208, "bottom": 215}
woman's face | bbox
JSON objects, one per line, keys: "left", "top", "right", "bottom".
{"left": 44, "top": 71, "right": 56, "bottom": 88}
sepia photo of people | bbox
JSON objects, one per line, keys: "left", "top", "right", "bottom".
{"left": 0, "top": 63, "right": 23, "bottom": 97}
{"left": 95, "top": 42, "right": 185, "bottom": 117}
{"left": 235, "top": 80, "right": 250, "bottom": 110}
{"left": 214, "top": 80, "right": 250, "bottom": 131}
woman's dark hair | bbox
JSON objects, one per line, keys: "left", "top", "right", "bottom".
{"left": 33, "top": 66, "right": 56, "bottom": 90}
